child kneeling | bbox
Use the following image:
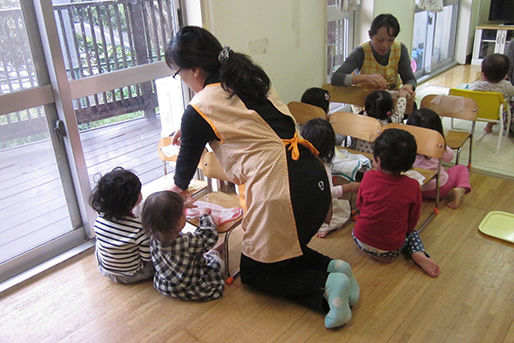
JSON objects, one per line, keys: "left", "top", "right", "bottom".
{"left": 352, "top": 129, "right": 440, "bottom": 277}
{"left": 142, "top": 191, "right": 225, "bottom": 300}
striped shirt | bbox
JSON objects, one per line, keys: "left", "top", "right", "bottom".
{"left": 94, "top": 215, "right": 151, "bottom": 275}
{"left": 151, "top": 214, "right": 224, "bottom": 300}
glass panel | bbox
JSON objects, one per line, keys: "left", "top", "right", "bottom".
{"left": 0, "top": 5, "right": 40, "bottom": 93}
{"left": 327, "top": 19, "right": 349, "bottom": 77}
{"left": 431, "top": 5, "right": 455, "bottom": 64}
{"left": 0, "top": 106, "right": 73, "bottom": 263}
{"left": 412, "top": 11, "right": 428, "bottom": 74}
{"left": 53, "top": 0, "right": 176, "bottom": 80}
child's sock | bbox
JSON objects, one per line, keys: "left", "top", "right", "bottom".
{"left": 327, "top": 259, "right": 360, "bottom": 306}
{"left": 324, "top": 272, "right": 352, "bottom": 329}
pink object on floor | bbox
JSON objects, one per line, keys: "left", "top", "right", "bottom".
{"left": 185, "top": 201, "right": 243, "bottom": 226}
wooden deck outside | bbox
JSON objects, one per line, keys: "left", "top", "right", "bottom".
{"left": 0, "top": 116, "right": 164, "bottom": 263}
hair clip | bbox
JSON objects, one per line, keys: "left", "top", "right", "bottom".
{"left": 218, "top": 46, "right": 231, "bottom": 64}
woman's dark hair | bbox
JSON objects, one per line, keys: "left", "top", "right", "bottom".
{"left": 141, "top": 191, "right": 184, "bottom": 241}
{"left": 301, "top": 87, "right": 330, "bottom": 114}
{"left": 89, "top": 167, "right": 141, "bottom": 219}
{"left": 369, "top": 14, "right": 400, "bottom": 38}
{"left": 406, "top": 108, "right": 444, "bottom": 137}
{"left": 165, "top": 26, "right": 270, "bottom": 102}
{"left": 301, "top": 118, "right": 336, "bottom": 164}
{"left": 373, "top": 128, "right": 417, "bottom": 174}
{"left": 481, "top": 53, "right": 510, "bottom": 83}
{"left": 364, "top": 90, "right": 394, "bottom": 121}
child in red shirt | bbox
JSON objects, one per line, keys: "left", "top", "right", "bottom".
{"left": 352, "top": 128, "right": 440, "bottom": 277}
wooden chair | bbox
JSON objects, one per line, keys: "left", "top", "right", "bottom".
{"left": 329, "top": 111, "right": 382, "bottom": 154}
{"left": 421, "top": 94, "right": 478, "bottom": 168}
{"left": 322, "top": 84, "right": 370, "bottom": 108}
{"left": 191, "top": 151, "right": 244, "bottom": 278}
{"left": 287, "top": 101, "right": 327, "bottom": 124}
{"left": 448, "top": 88, "right": 511, "bottom": 154}
{"left": 158, "top": 137, "right": 178, "bottom": 175}
{"left": 322, "top": 83, "right": 415, "bottom": 114}
{"left": 382, "top": 123, "right": 446, "bottom": 232}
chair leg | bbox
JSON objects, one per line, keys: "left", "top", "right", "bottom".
{"left": 496, "top": 119, "right": 504, "bottom": 154}
{"left": 455, "top": 147, "right": 461, "bottom": 165}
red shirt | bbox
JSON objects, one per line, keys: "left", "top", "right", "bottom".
{"left": 353, "top": 169, "right": 421, "bottom": 251}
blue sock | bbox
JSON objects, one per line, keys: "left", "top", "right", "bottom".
{"left": 327, "top": 259, "right": 360, "bottom": 306}
{"left": 324, "top": 272, "right": 352, "bottom": 329}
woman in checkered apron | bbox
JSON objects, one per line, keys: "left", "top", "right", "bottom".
{"left": 165, "top": 26, "right": 359, "bottom": 329}
{"left": 330, "top": 14, "right": 417, "bottom": 97}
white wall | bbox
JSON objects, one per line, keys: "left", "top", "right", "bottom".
{"left": 200, "top": 0, "right": 325, "bottom": 103}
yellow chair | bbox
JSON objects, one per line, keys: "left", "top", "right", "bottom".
{"left": 382, "top": 123, "right": 446, "bottom": 232}
{"left": 421, "top": 94, "right": 478, "bottom": 168}
{"left": 287, "top": 101, "right": 327, "bottom": 124}
{"left": 448, "top": 88, "right": 511, "bottom": 154}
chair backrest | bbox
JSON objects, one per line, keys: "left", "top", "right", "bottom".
{"left": 421, "top": 94, "right": 478, "bottom": 121}
{"left": 200, "top": 151, "right": 231, "bottom": 182}
{"left": 158, "top": 137, "right": 178, "bottom": 162}
{"left": 322, "top": 84, "right": 371, "bottom": 107}
{"left": 448, "top": 88, "right": 505, "bottom": 121}
{"left": 329, "top": 111, "right": 382, "bottom": 142}
{"left": 287, "top": 101, "right": 327, "bottom": 124}
{"left": 382, "top": 123, "right": 445, "bottom": 159}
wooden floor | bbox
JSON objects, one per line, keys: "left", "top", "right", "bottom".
{"left": 0, "top": 115, "right": 163, "bottom": 262}
{"left": 0, "top": 172, "right": 512, "bottom": 342}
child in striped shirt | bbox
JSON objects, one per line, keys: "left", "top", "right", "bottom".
{"left": 89, "top": 167, "right": 154, "bottom": 283}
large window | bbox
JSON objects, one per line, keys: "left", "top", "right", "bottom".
{"left": 0, "top": 0, "right": 181, "bottom": 283}
{"left": 411, "top": 0, "right": 459, "bottom": 79}
{"left": 326, "top": 0, "right": 355, "bottom": 82}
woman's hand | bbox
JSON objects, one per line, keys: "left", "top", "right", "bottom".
{"left": 171, "top": 129, "right": 182, "bottom": 145}
{"left": 354, "top": 73, "right": 388, "bottom": 89}
{"left": 399, "top": 84, "right": 415, "bottom": 96}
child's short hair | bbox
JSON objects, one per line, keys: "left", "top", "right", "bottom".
{"left": 482, "top": 53, "right": 510, "bottom": 83}
{"left": 301, "top": 87, "right": 330, "bottom": 114}
{"left": 364, "top": 90, "right": 394, "bottom": 121}
{"left": 89, "top": 167, "right": 141, "bottom": 219}
{"left": 141, "top": 191, "right": 184, "bottom": 239}
{"left": 301, "top": 118, "right": 336, "bottom": 164}
{"left": 373, "top": 128, "right": 417, "bottom": 174}
{"left": 406, "top": 108, "right": 444, "bottom": 137}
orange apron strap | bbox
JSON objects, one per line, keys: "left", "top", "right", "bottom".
{"left": 282, "top": 132, "right": 319, "bottom": 160}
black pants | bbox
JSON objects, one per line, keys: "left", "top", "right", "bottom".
{"left": 240, "top": 149, "right": 332, "bottom": 313}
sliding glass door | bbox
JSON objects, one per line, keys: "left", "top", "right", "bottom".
{"left": 0, "top": 0, "right": 181, "bottom": 283}
{"left": 411, "top": 0, "right": 458, "bottom": 78}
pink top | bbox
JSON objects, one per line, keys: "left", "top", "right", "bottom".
{"left": 413, "top": 146, "right": 453, "bottom": 191}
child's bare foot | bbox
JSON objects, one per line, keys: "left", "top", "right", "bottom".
{"left": 412, "top": 252, "right": 439, "bottom": 277}
{"left": 446, "top": 187, "right": 466, "bottom": 209}
{"left": 484, "top": 123, "right": 494, "bottom": 133}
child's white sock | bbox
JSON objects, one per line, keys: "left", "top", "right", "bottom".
{"left": 324, "top": 272, "right": 352, "bottom": 329}
{"left": 327, "top": 259, "right": 360, "bottom": 306}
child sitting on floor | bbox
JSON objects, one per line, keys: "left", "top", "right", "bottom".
{"left": 301, "top": 87, "right": 347, "bottom": 146}
{"left": 469, "top": 53, "right": 514, "bottom": 134}
{"left": 352, "top": 89, "right": 408, "bottom": 154}
{"left": 406, "top": 108, "right": 471, "bottom": 209}
{"left": 301, "top": 118, "right": 360, "bottom": 237}
{"left": 89, "top": 167, "right": 154, "bottom": 284}
{"left": 352, "top": 128, "right": 440, "bottom": 277}
{"left": 141, "top": 191, "right": 225, "bottom": 300}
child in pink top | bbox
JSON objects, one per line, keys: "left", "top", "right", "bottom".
{"left": 406, "top": 108, "right": 471, "bottom": 209}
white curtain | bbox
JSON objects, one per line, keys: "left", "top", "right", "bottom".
{"left": 339, "top": 0, "right": 360, "bottom": 12}
{"left": 416, "top": 0, "right": 444, "bottom": 12}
